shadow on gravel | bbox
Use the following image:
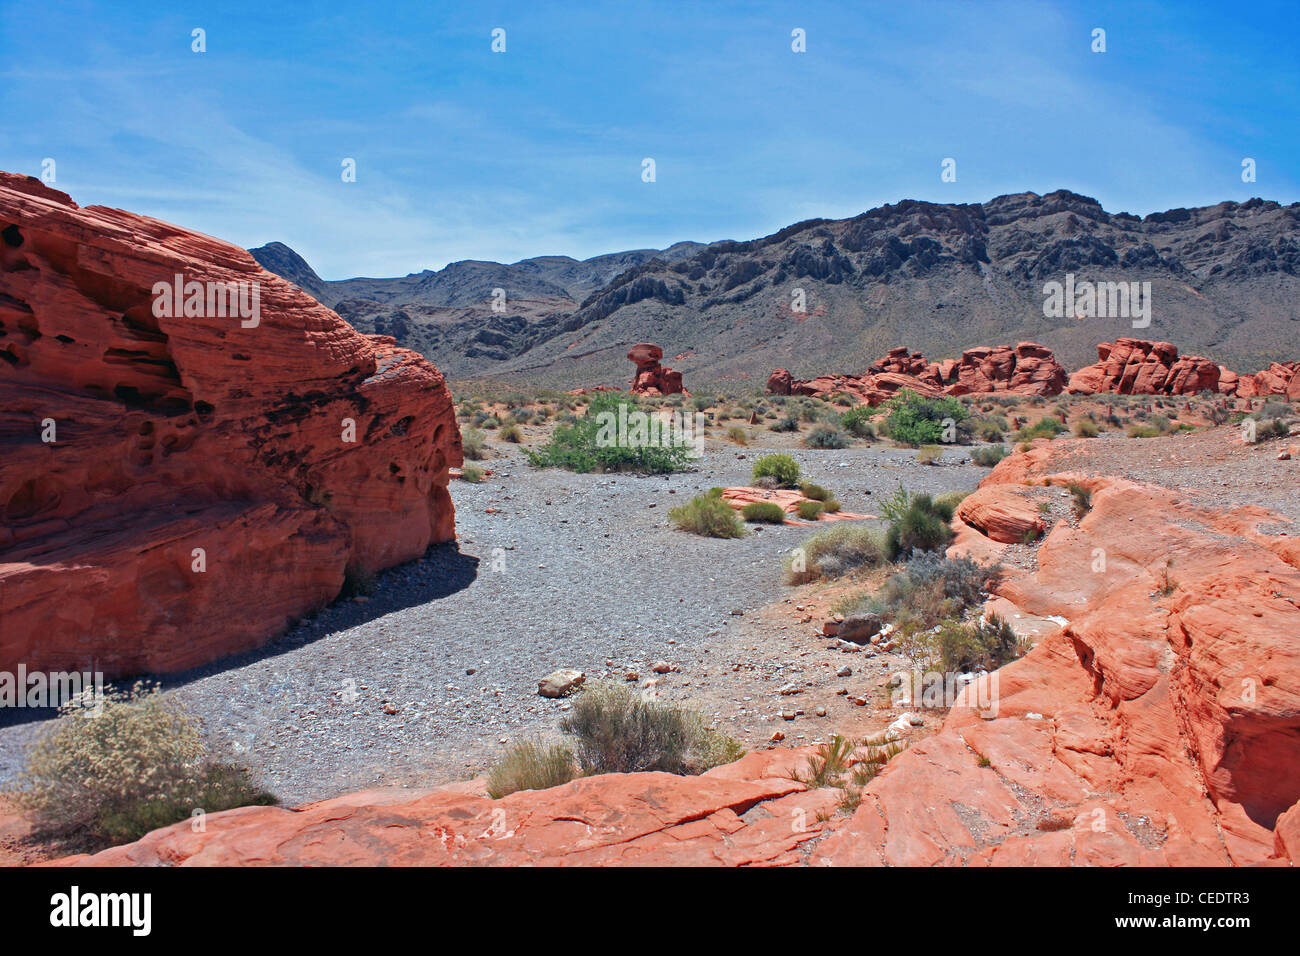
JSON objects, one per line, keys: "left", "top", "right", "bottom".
{"left": 0, "top": 543, "right": 481, "bottom": 728}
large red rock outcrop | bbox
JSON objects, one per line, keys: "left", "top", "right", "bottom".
{"left": 1067, "top": 338, "right": 1224, "bottom": 396}
{"left": 0, "top": 172, "right": 462, "bottom": 678}
{"left": 43, "top": 443, "right": 1300, "bottom": 864}
{"left": 627, "top": 342, "right": 688, "bottom": 396}
{"left": 768, "top": 342, "right": 1066, "bottom": 406}
{"left": 1231, "top": 360, "right": 1300, "bottom": 400}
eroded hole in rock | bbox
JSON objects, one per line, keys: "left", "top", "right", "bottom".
{"left": 0, "top": 343, "right": 26, "bottom": 366}
{"left": 4, "top": 476, "right": 61, "bottom": 521}
{"left": 1, "top": 224, "right": 23, "bottom": 248}
{"left": 56, "top": 334, "right": 75, "bottom": 343}
{"left": 194, "top": 400, "right": 215, "bottom": 419}
{"left": 389, "top": 415, "right": 413, "bottom": 436}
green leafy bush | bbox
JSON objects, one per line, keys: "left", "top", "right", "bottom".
{"left": 839, "top": 406, "right": 876, "bottom": 438}
{"left": 670, "top": 489, "right": 747, "bottom": 538}
{"left": 752, "top": 454, "right": 801, "bottom": 488}
{"left": 560, "top": 682, "right": 743, "bottom": 775}
{"left": 13, "top": 684, "right": 276, "bottom": 850}
{"left": 742, "top": 502, "right": 787, "bottom": 523}
{"left": 527, "top": 393, "right": 693, "bottom": 474}
{"left": 881, "top": 390, "right": 968, "bottom": 446}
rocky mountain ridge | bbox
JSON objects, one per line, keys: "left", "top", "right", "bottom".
{"left": 253, "top": 190, "right": 1300, "bottom": 387}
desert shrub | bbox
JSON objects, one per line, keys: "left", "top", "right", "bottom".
{"left": 934, "top": 490, "right": 969, "bottom": 514}
{"left": 769, "top": 416, "right": 800, "bottom": 432}
{"left": 784, "top": 524, "right": 888, "bottom": 584}
{"left": 1257, "top": 401, "right": 1291, "bottom": 420}
{"left": 670, "top": 489, "right": 746, "bottom": 538}
{"left": 972, "top": 419, "right": 1005, "bottom": 443}
{"left": 839, "top": 552, "right": 996, "bottom": 632}
{"left": 1067, "top": 481, "right": 1092, "bottom": 516}
{"left": 742, "top": 502, "right": 787, "bottom": 523}
{"left": 799, "top": 481, "right": 832, "bottom": 501}
{"left": 972, "top": 445, "right": 1008, "bottom": 467}
{"left": 839, "top": 406, "right": 876, "bottom": 438}
{"left": 725, "top": 425, "right": 749, "bottom": 445}
{"left": 796, "top": 499, "right": 824, "bottom": 520}
{"left": 881, "top": 390, "right": 968, "bottom": 446}
{"left": 12, "top": 684, "right": 276, "bottom": 850}
{"left": 1148, "top": 414, "right": 1177, "bottom": 435}
{"left": 461, "top": 427, "right": 488, "bottom": 460}
{"left": 1255, "top": 417, "right": 1291, "bottom": 441}
{"left": 885, "top": 492, "right": 955, "bottom": 560}
{"left": 561, "top": 682, "right": 743, "bottom": 775}
{"left": 1126, "top": 424, "right": 1160, "bottom": 438}
{"left": 916, "top": 444, "right": 944, "bottom": 465}
{"left": 821, "top": 497, "right": 842, "bottom": 513}
{"left": 459, "top": 463, "right": 485, "bottom": 482}
{"left": 486, "top": 738, "right": 577, "bottom": 799}
{"left": 1073, "top": 419, "right": 1100, "bottom": 438}
{"left": 527, "top": 393, "right": 693, "bottom": 474}
{"left": 798, "top": 401, "right": 827, "bottom": 423}
{"left": 1013, "top": 417, "right": 1066, "bottom": 442}
{"left": 805, "top": 425, "right": 850, "bottom": 449}
{"left": 499, "top": 424, "right": 523, "bottom": 443}
{"left": 928, "top": 615, "right": 1023, "bottom": 672}
{"left": 795, "top": 734, "right": 856, "bottom": 788}
{"left": 752, "top": 453, "right": 801, "bottom": 488}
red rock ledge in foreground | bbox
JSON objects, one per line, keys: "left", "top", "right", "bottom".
{"left": 0, "top": 172, "right": 462, "bottom": 678}
{"left": 56, "top": 439, "right": 1300, "bottom": 867}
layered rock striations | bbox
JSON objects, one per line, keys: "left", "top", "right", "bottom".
{"left": 0, "top": 172, "right": 461, "bottom": 678}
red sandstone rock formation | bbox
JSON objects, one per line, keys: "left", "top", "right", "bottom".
{"left": 954, "top": 485, "right": 1046, "bottom": 544}
{"left": 0, "top": 172, "right": 461, "bottom": 678}
{"left": 627, "top": 342, "right": 688, "bottom": 396}
{"left": 768, "top": 342, "right": 1067, "bottom": 406}
{"left": 58, "top": 437, "right": 1300, "bottom": 867}
{"left": 1067, "top": 338, "right": 1224, "bottom": 396}
{"left": 1231, "top": 360, "right": 1300, "bottom": 400}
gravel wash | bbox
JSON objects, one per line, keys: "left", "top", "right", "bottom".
{"left": 0, "top": 441, "right": 983, "bottom": 805}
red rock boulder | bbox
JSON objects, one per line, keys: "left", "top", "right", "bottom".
{"left": 0, "top": 172, "right": 462, "bottom": 678}
{"left": 627, "top": 342, "right": 687, "bottom": 396}
{"left": 1068, "top": 338, "right": 1221, "bottom": 396}
{"left": 766, "top": 342, "right": 1066, "bottom": 406}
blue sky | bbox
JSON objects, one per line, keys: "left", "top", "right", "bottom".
{"left": 2, "top": 0, "right": 1297, "bottom": 278}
